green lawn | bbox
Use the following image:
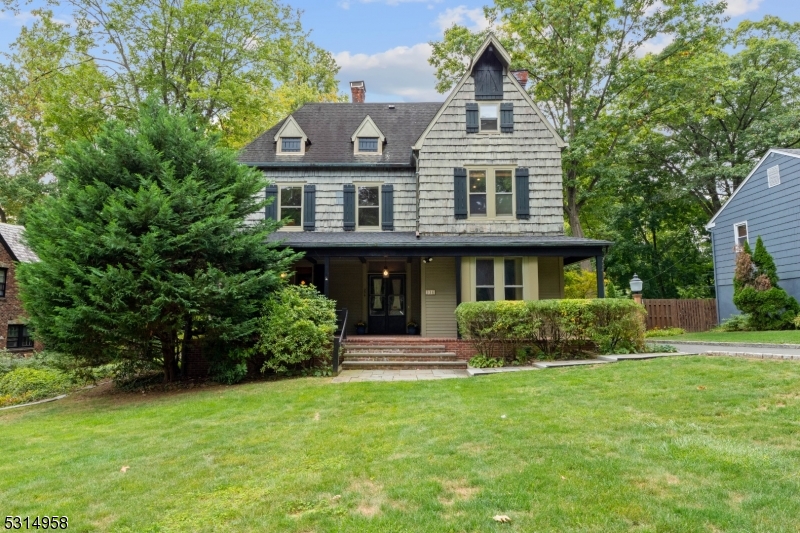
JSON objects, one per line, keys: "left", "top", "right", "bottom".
{"left": 3, "top": 358, "right": 800, "bottom": 532}
{"left": 650, "top": 330, "right": 800, "bottom": 344}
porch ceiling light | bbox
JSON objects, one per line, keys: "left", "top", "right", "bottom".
{"left": 383, "top": 265, "right": 389, "bottom": 278}
{"left": 629, "top": 274, "right": 643, "bottom": 293}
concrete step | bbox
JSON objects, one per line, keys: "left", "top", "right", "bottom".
{"left": 343, "top": 344, "right": 447, "bottom": 354}
{"left": 344, "top": 352, "right": 458, "bottom": 362}
{"left": 342, "top": 360, "right": 467, "bottom": 371}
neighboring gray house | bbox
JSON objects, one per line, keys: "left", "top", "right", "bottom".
{"left": 239, "top": 35, "right": 610, "bottom": 337}
{"left": 706, "top": 148, "right": 800, "bottom": 321}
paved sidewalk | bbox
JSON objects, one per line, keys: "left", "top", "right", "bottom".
{"left": 654, "top": 341, "right": 800, "bottom": 358}
{"left": 331, "top": 369, "right": 469, "bottom": 383}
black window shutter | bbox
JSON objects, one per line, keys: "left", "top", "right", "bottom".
{"left": 515, "top": 168, "right": 530, "bottom": 220}
{"left": 466, "top": 103, "right": 479, "bottom": 133}
{"left": 343, "top": 184, "right": 355, "bottom": 231}
{"left": 500, "top": 103, "right": 514, "bottom": 133}
{"left": 454, "top": 168, "right": 468, "bottom": 219}
{"left": 265, "top": 184, "right": 278, "bottom": 221}
{"left": 303, "top": 184, "right": 316, "bottom": 231}
{"left": 381, "top": 184, "right": 394, "bottom": 231}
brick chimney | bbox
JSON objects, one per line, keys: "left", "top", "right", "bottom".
{"left": 511, "top": 70, "right": 529, "bottom": 89}
{"left": 350, "top": 81, "right": 366, "bottom": 103}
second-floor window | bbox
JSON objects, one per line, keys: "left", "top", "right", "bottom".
{"left": 0, "top": 267, "right": 6, "bottom": 297}
{"left": 281, "top": 137, "right": 301, "bottom": 153}
{"left": 469, "top": 168, "right": 514, "bottom": 218}
{"left": 479, "top": 103, "right": 498, "bottom": 132}
{"left": 358, "top": 137, "right": 379, "bottom": 152}
{"left": 358, "top": 185, "right": 380, "bottom": 228}
{"left": 280, "top": 186, "right": 302, "bottom": 226}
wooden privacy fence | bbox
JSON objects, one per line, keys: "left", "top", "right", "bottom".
{"left": 643, "top": 299, "right": 718, "bottom": 332}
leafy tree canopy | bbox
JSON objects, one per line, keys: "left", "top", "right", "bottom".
{"left": 18, "top": 100, "right": 299, "bottom": 382}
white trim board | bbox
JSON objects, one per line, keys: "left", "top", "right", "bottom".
{"left": 706, "top": 148, "right": 800, "bottom": 230}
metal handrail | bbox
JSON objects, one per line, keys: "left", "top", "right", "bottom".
{"left": 332, "top": 307, "right": 348, "bottom": 374}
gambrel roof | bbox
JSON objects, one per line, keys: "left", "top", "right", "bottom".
{"left": 239, "top": 103, "right": 442, "bottom": 167}
{"left": 706, "top": 148, "right": 800, "bottom": 229}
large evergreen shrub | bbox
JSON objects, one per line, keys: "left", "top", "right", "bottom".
{"left": 18, "top": 101, "right": 298, "bottom": 382}
{"left": 732, "top": 237, "right": 799, "bottom": 330}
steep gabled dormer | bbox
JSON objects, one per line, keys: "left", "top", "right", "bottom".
{"left": 351, "top": 115, "right": 385, "bottom": 155}
{"left": 274, "top": 115, "right": 308, "bottom": 155}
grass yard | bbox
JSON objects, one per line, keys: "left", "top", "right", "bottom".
{"left": 649, "top": 330, "right": 800, "bottom": 344}
{"left": 2, "top": 357, "right": 800, "bottom": 532}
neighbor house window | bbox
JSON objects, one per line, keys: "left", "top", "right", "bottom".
{"left": 357, "top": 185, "right": 380, "bottom": 228}
{"left": 504, "top": 258, "right": 523, "bottom": 300}
{"left": 479, "top": 103, "right": 498, "bottom": 132}
{"left": 476, "top": 259, "right": 495, "bottom": 301}
{"left": 358, "top": 137, "right": 379, "bottom": 152}
{"left": 279, "top": 186, "right": 302, "bottom": 226}
{"left": 468, "top": 168, "right": 515, "bottom": 218}
{"left": 281, "top": 137, "right": 301, "bottom": 153}
{"left": 734, "top": 222, "right": 748, "bottom": 250}
{"left": 0, "top": 268, "right": 6, "bottom": 297}
{"left": 767, "top": 165, "right": 781, "bottom": 187}
{"left": 7, "top": 324, "right": 33, "bottom": 349}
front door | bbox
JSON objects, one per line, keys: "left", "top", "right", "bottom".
{"left": 368, "top": 274, "right": 406, "bottom": 334}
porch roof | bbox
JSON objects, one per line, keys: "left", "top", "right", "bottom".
{"left": 268, "top": 231, "right": 610, "bottom": 265}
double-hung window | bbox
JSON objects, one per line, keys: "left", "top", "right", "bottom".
{"left": 7, "top": 324, "right": 33, "bottom": 349}
{"left": 468, "top": 168, "right": 515, "bottom": 218}
{"left": 476, "top": 259, "right": 495, "bottom": 301}
{"left": 504, "top": 258, "right": 523, "bottom": 300}
{"left": 279, "top": 186, "right": 302, "bottom": 226}
{"left": 479, "top": 103, "right": 498, "bottom": 132}
{"left": 734, "top": 222, "right": 748, "bottom": 250}
{"left": 0, "top": 268, "right": 6, "bottom": 297}
{"left": 474, "top": 257, "right": 525, "bottom": 301}
{"left": 357, "top": 185, "right": 380, "bottom": 228}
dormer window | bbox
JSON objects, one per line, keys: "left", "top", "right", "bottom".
{"left": 358, "top": 138, "right": 379, "bottom": 152}
{"left": 281, "top": 137, "right": 302, "bottom": 153}
{"left": 274, "top": 115, "right": 307, "bottom": 155}
{"left": 352, "top": 115, "right": 385, "bottom": 155}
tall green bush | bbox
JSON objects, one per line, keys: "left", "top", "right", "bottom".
{"left": 733, "top": 237, "right": 799, "bottom": 330}
{"left": 456, "top": 299, "right": 646, "bottom": 359}
{"left": 251, "top": 285, "right": 337, "bottom": 374}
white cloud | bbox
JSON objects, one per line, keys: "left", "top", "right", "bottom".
{"left": 334, "top": 43, "right": 444, "bottom": 102}
{"left": 636, "top": 34, "right": 675, "bottom": 57}
{"left": 434, "top": 6, "right": 489, "bottom": 33}
{"left": 339, "top": 0, "right": 443, "bottom": 7}
{"left": 0, "top": 10, "right": 71, "bottom": 26}
{"left": 723, "top": 0, "right": 763, "bottom": 17}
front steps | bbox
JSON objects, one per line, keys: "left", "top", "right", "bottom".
{"left": 342, "top": 339, "right": 467, "bottom": 371}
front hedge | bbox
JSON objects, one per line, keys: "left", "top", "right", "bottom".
{"left": 456, "top": 299, "right": 646, "bottom": 359}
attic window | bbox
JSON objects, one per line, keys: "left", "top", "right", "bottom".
{"left": 767, "top": 165, "right": 780, "bottom": 187}
{"left": 480, "top": 104, "right": 498, "bottom": 132}
{"left": 281, "top": 137, "right": 301, "bottom": 153}
{"left": 358, "top": 138, "right": 379, "bottom": 152}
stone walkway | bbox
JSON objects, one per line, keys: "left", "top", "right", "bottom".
{"left": 331, "top": 369, "right": 469, "bottom": 383}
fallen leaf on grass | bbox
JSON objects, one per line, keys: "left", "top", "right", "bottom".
{"left": 697, "top": 386, "right": 706, "bottom": 391}
{"left": 314, "top": 412, "right": 320, "bottom": 421}
{"left": 120, "top": 466, "right": 130, "bottom": 473}
{"left": 493, "top": 515, "right": 511, "bottom": 523}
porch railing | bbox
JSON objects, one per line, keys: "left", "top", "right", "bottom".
{"left": 332, "top": 307, "right": 348, "bottom": 375}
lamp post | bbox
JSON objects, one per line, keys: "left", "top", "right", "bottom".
{"left": 629, "top": 274, "right": 643, "bottom": 305}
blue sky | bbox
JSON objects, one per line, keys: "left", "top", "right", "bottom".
{"left": 2, "top": 0, "right": 799, "bottom": 102}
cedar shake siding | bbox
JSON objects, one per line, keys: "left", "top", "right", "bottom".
{"left": 416, "top": 75, "right": 563, "bottom": 235}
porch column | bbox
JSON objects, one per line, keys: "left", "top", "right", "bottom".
{"left": 596, "top": 254, "right": 605, "bottom": 298}
{"left": 455, "top": 256, "right": 462, "bottom": 339}
{"left": 323, "top": 256, "right": 330, "bottom": 297}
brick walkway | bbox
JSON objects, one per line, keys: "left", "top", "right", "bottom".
{"left": 331, "top": 369, "right": 469, "bottom": 383}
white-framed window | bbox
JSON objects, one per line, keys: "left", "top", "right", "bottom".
{"left": 468, "top": 168, "right": 515, "bottom": 218}
{"left": 504, "top": 258, "right": 523, "bottom": 300}
{"left": 278, "top": 185, "right": 303, "bottom": 227}
{"left": 479, "top": 103, "right": 499, "bottom": 133}
{"left": 475, "top": 258, "right": 495, "bottom": 301}
{"left": 357, "top": 184, "right": 381, "bottom": 229}
{"left": 281, "top": 137, "right": 302, "bottom": 153}
{"left": 734, "top": 221, "right": 748, "bottom": 250}
{"left": 767, "top": 165, "right": 781, "bottom": 187}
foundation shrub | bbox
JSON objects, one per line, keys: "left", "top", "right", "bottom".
{"left": 456, "top": 299, "right": 646, "bottom": 360}
{"left": 0, "top": 367, "right": 73, "bottom": 407}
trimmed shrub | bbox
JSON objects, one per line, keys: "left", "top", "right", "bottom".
{"left": 0, "top": 367, "right": 73, "bottom": 407}
{"left": 251, "top": 284, "right": 337, "bottom": 374}
{"left": 644, "top": 327, "right": 685, "bottom": 338}
{"left": 718, "top": 314, "right": 750, "bottom": 332}
{"left": 456, "top": 299, "right": 646, "bottom": 360}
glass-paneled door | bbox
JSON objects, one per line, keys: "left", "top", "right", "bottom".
{"left": 367, "top": 274, "right": 406, "bottom": 334}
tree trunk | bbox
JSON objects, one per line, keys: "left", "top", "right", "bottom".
{"left": 565, "top": 184, "right": 591, "bottom": 270}
{"left": 161, "top": 333, "right": 178, "bottom": 383}
{"left": 181, "top": 315, "right": 193, "bottom": 380}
